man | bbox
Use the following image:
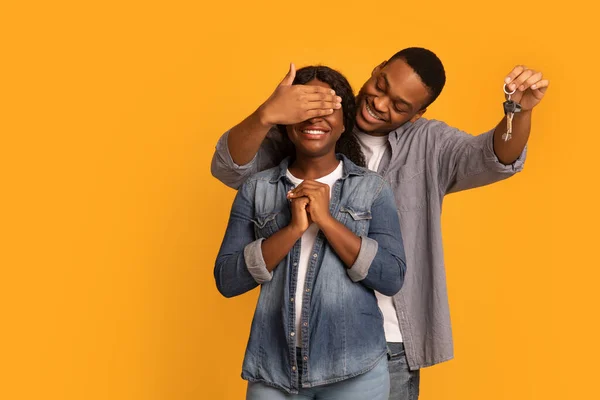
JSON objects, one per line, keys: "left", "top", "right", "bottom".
{"left": 211, "top": 47, "right": 549, "bottom": 399}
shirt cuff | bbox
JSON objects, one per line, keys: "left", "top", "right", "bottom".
{"left": 347, "top": 236, "right": 379, "bottom": 282}
{"left": 216, "top": 130, "right": 258, "bottom": 170}
{"left": 484, "top": 129, "right": 527, "bottom": 172}
{"left": 243, "top": 238, "right": 273, "bottom": 284}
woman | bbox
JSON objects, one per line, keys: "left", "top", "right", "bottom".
{"left": 215, "top": 66, "right": 406, "bottom": 399}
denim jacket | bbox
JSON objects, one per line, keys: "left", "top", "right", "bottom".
{"left": 214, "top": 154, "right": 406, "bottom": 394}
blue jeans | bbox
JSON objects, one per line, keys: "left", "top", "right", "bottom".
{"left": 246, "top": 352, "right": 390, "bottom": 400}
{"left": 387, "top": 342, "right": 420, "bottom": 400}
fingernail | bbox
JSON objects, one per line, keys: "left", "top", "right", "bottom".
{"left": 335, "top": 103, "right": 341, "bottom": 109}
{"left": 509, "top": 84, "right": 515, "bottom": 90}
{"left": 519, "top": 85, "right": 525, "bottom": 91}
{"left": 336, "top": 96, "right": 342, "bottom": 102}
{"left": 531, "top": 84, "right": 537, "bottom": 89}
{"left": 330, "top": 90, "right": 335, "bottom": 95}
{"left": 505, "top": 77, "right": 511, "bottom": 83}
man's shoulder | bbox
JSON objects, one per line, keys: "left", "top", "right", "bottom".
{"left": 397, "top": 118, "right": 462, "bottom": 153}
{"left": 403, "top": 117, "right": 453, "bottom": 135}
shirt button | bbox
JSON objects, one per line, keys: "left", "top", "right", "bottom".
{"left": 303, "top": 322, "right": 308, "bottom": 327}
{"left": 292, "top": 366, "right": 296, "bottom": 371}
{"left": 303, "top": 356, "right": 308, "bottom": 361}
{"left": 290, "top": 332, "right": 295, "bottom": 337}
{"left": 293, "top": 262, "right": 298, "bottom": 266}
{"left": 305, "top": 288, "right": 310, "bottom": 293}
{"left": 290, "top": 297, "right": 294, "bottom": 302}
{"left": 312, "top": 253, "right": 318, "bottom": 258}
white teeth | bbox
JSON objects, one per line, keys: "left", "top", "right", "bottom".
{"left": 366, "top": 102, "right": 382, "bottom": 121}
{"left": 303, "top": 129, "right": 326, "bottom": 135}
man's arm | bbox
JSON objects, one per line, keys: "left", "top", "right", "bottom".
{"left": 436, "top": 65, "right": 548, "bottom": 194}
{"left": 210, "top": 63, "right": 341, "bottom": 189}
{"left": 210, "top": 127, "right": 288, "bottom": 189}
{"left": 492, "top": 65, "right": 549, "bottom": 164}
{"left": 492, "top": 110, "right": 531, "bottom": 165}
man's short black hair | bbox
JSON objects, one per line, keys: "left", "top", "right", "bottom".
{"left": 389, "top": 47, "right": 446, "bottom": 109}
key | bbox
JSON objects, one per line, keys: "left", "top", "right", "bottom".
{"left": 502, "top": 84, "right": 522, "bottom": 142}
{"left": 502, "top": 113, "right": 513, "bottom": 141}
{"left": 503, "top": 100, "right": 522, "bottom": 115}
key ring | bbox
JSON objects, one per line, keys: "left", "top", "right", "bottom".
{"left": 503, "top": 83, "right": 516, "bottom": 96}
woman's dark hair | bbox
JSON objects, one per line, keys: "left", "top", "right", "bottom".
{"left": 277, "top": 66, "right": 366, "bottom": 167}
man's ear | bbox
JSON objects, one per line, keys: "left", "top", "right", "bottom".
{"left": 410, "top": 108, "right": 427, "bottom": 123}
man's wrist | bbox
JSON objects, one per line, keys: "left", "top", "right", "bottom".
{"left": 256, "top": 104, "right": 275, "bottom": 128}
{"left": 514, "top": 109, "right": 533, "bottom": 118}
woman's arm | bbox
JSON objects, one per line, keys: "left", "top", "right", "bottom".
{"left": 351, "top": 182, "right": 406, "bottom": 296}
{"left": 288, "top": 179, "right": 405, "bottom": 296}
{"left": 215, "top": 182, "right": 310, "bottom": 297}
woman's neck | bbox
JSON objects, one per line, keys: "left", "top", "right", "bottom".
{"left": 288, "top": 152, "right": 339, "bottom": 180}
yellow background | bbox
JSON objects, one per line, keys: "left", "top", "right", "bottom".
{"left": 2, "top": 1, "right": 599, "bottom": 399}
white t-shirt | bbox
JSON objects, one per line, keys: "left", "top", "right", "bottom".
{"left": 356, "top": 131, "right": 404, "bottom": 343}
{"left": 286, "top": 161, "right": 343, "bottom": 347}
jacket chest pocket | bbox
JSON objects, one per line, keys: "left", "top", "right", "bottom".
{"left": 252, "top": 211, "right": 281, "bottom": 239}
{"left": 339, "top": 206, "right": 372, "bottom": 236}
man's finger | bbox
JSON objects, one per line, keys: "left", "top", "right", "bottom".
{"left": 303, "top": 100, "right": 341, "bottom": 110}
{"left": 531, "top": 80, "right": 549, "bottom": 100}
{"left": 508, "top": 69, "right": 534, "bottom": 91}
{"left": 305, "top": 85, "right": 336, "bottom": 96}
{"left": 504, "top": 65, "right": 526, "bottom": 85}
{"left": 520, "top": 72, "right": 543, "bottom": 91}
{"left": 279, "top": 63, "right": 296, "bottom": 87}
{"left": 531, "top": 79, "right": 550, "bottom": 92}
{"left": 304, "top": 108, "right": 335, "bottom": 119}
{"left": 305, "top": 92, "right": 342, "bottom": 106}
